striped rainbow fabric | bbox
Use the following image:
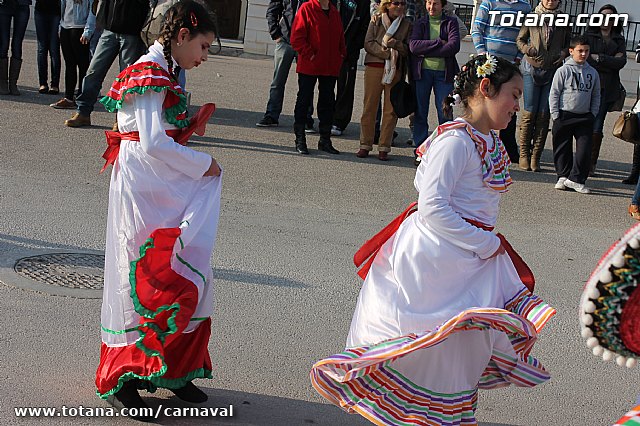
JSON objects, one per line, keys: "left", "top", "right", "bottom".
{"left": 615, "top": 405, "right": 640, "bottom": 425}
{"left": 311, "top": 299, "right": 556, "bottom": 426}
{"left": 415, "top": 120, "right": 512, "bottom": 193}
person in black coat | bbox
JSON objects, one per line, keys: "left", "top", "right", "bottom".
{"left": 584, "top": 3, "right": 627, "bottom": 176}
{"left": 331, "top": 0, "right": 370, "bottom": 136}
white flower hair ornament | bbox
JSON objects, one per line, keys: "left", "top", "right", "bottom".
{"left": 476, "top": 54, "right": 498, "bottom": 78}
{"left": 450, "top": 93, "right": 462, "bottom": 107}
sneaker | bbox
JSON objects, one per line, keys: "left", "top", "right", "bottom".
{"left": 64, "top": 112, "right": 91, "bottom": 127}
{"left": 50, "top": 98, "right": 76, "bottom": 109}
{"left": 564, "top": 178, "right": 591, "bottom": 194}
{"left": 554, "top": 177, "right": 567, "bottom": 190}
{"left": 331, "top": 125, "right": 343, "bottom": 136}
{"left": 256, "top": 116, "right": 279, "bottom": 127}
{"left": 305, "top": 123, "right": 317, "bottom": 134}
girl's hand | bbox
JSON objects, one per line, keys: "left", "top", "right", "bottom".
{"left": 203, "top": 158, "right": 221, "bottom": 177}
{"left": 488, "top": 243, "right": 505, "bottom": 258}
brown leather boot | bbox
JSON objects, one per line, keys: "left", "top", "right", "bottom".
{"left": 65, "top": 112, "right": 91, "bottom": 127}
{"left": 590, "top": 133, "right": 604, "bottom": 176}
{"left": 531, "top": 112, "right": 550, "bottom": 172}
{"left": 518, "top": 110, "right": 534, "bottom": 170}
{"left": 0, "top": 58, "right": 8, "bottom": 95}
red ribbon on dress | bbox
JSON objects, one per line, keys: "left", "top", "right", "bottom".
{"left": 100, "top": 103, "right": 216, "bottom": 173}
{"left": 353, "top": 203, "right": 535, "bottom": 292}
{"left": 353, "top": 202, "right": 418, "bottom": 281}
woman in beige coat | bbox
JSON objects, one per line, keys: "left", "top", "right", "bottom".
{"left": 516, "top": 0, "right": 570, "bottom": 171}
{"left": 357, "top": 0, "right": 411, "bottom": 161}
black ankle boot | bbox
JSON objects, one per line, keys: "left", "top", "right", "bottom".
{"left": 169, "top": 381, "right": 208, "bottom": 403}
{"left": 294, "top": 123, "right": 309, "bottom": 155}
{"left": 107, "top": 380, "right": 155, "bottom": 421}
{"left": 623, "top": 144, "right": 640, "bottom": 185}
{"left": 318, "top": 137, "right": 340, "bottom": 154}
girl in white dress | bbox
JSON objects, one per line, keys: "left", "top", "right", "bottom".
{"left": 95, "top": 0, "right": 221, "bottom": 417}
{"left": 311, "top": 54, "right": 556, "bottom": 425}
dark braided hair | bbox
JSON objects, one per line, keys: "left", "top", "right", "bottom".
{"left": 160, "top": 0, "right": 218, "bottom": 81}
{"left": 443, "top": 54, "right": 522, "bottom": 118}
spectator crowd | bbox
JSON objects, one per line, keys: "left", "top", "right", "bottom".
{"left": 2, "top": 0, "right": 640, "bottom": 212}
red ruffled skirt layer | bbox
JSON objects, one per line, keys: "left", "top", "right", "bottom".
{"left": 96, "top": 227, "right": 213, "bottom": 398}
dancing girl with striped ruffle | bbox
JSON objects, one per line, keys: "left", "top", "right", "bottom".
{"left": 311, "top": 54, "right": 556, "bottom": 426}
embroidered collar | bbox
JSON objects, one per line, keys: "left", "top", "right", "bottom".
{"left": 416, "top": 119, "right": 512, "bottom": 193}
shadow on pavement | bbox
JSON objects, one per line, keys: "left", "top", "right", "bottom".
{"left": 214, "top": 267, "right": 308, "bottom": 288}
{"left": 134, "top": 387, "right": 517, "bottom": 426}
{"left": 190, "top": 136, "right": 418, "bottom": 169}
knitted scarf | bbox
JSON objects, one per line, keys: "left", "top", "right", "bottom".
{"left": 381, "top": 12, "right": 403, "bottom": 85}
{"left": 534, "top": 2, "right": 562, "bottom": 45}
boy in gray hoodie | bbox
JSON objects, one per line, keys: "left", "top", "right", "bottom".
{"left": 549, "top": 35, "right": 601, "bottom": 194}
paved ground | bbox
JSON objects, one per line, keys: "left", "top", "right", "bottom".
{"left": 1, "top": 36, "right": 640, "bottom": 425}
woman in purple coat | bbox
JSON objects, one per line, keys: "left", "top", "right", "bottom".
{"left": 409, "top": 0, "right": 459, "bottom": 147}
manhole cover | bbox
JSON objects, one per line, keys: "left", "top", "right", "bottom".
{"left": 14, "top": 253, "right": 104, "bottom": 290}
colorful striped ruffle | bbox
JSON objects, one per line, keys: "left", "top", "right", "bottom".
{"left": 416, "top": 120, "right": 512, "bottom": 193}
{"left": 311, "top": 306, "right": 555, "bottom": 426}
{"left": 505, "top": 287, "right": 556, "bottom": 334}
{"left": 615, "top": 405, "right": 640, "bottom": 425}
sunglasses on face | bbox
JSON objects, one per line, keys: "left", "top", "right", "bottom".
{"left": 391, "top": 1, "right": 407, "bottom": 6}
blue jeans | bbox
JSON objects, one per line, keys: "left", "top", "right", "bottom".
{"left": 76, "top": 30, "right": 146, "bottom": 116}
{"left": 522, "top": 71, "right": 551, "bottom": 113}
{"left": 265, "top": 40, "right": 312, "bottom": 124}
{"left": 89, "top": 27, "right": 103, "bottom": 58}
{"left": 0, "top": 4, "right": 30, "bottom": 60}
{"left": 34, "top": 10, "right": 61, "bottom": 88}
{"left": 412, "top": 69, "right": 453, "bottom": 146}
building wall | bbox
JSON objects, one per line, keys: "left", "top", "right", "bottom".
{"left": 244, "top": 0, "right": 276, "bottom": 56}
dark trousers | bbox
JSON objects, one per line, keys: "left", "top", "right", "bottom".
{"left": 34, "top": 10, "right": 61, "bottom": 88}
{"left": 500, "top": 113, "right": 519, "bottom": 163}
{"left": 295, "top": 73, "right": 337, "bottom": 136}
{"left": 332, "top": 56, "right": 358, "bottom": 131}
{"left": 552, "top": 111, "right": 593, "bottom": 184}
{"left": 0, "top": 4, "right": 30, "bottom": 59}
{"left": 60, "top": 27, "right": 91, "bottom": 101}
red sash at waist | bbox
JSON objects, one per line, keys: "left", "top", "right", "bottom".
{"left": 100, "top": 103, "right": 216, "bottom": 173}
{"left": 353, "top": 203, "right": 535, "bottom": 292}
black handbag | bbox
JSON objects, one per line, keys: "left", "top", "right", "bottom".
{"left": 609, "top": 83, "right": 627, "bottom": 112}
{"left": 531, "top": 67, "right": 554, "bottom": 86}
{"left": 390, "top": 79, "right": 415, "bottom": 119}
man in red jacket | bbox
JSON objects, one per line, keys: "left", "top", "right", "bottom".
{"left": 290, "top": 0, "right": 346, "bottom": 155}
